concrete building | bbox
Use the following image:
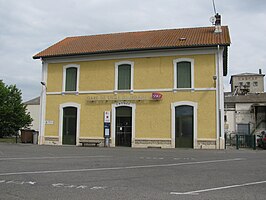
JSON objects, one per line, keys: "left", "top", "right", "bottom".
{"left": 24, "top": 97, "right": 40, "bottom": 132}
{"left": 33, "top": 24, "right": 230, "bottom": 149}
{"left": 230, "top": 70, "right": 265, "bottom": 95}
{"left": 225, "top": 71, "right": 266, "bottom": 136}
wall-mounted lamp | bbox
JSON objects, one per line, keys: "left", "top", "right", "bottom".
{"left": 213, "top": 76, "right": 217, "bottom": 88}
{"left": 40, "top": 81, "right": 47, "bottom": 89}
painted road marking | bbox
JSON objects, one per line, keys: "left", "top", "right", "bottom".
{"left": 0, "top": 180, "right": 105, "bottom": 190}
{"left": 90, "top": 186, "right": 107, "bottom": 190}
{"left": 170, "top": 180, "right": 266, "bottom": 195}
{"left": 52, "top": 183, "right": 106, "bottom": 190}
{"left": 0, "top": 155, "right": 111, "bottom": 161}
{"left": 140, "top": 157, "right": 195, "bottom": 160}
{"left": 0, "top": 180, "right": 36, "bottom": 185}
{"left": 140, "top": 157, "right": 164, "bottom": 160}
{"left": 0, "top": 158, "right": 244, "bottom": 176}
{"left": 52, "top": 183, "right": 88, "bottom": 189}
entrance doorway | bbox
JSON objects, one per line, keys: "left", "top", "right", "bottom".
{"left": 175, "top": 105, "right": 193, "bottom": 148}
{"left": 62, "top": 107, "right": 77, "bottom": 145}
{"left": 115, "top": 106, "right": 132, "bottom": 147}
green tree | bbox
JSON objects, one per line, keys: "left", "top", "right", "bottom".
{"left": 0, "top": 81, "right": 32, "bottom": 138}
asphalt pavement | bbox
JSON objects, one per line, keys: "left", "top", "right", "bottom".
{"left": 0, "top": 143, "right": 265, "bottom": 200}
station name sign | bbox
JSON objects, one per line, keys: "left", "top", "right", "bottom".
{"left": 87, "top": 93, "right": 163, "bottom": 103}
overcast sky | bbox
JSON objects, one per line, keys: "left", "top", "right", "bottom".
{"left": 0, "top": 0, "right": 265, "bottom": 101}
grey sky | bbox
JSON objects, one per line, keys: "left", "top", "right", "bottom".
{"left": 0, "top": 0, "right": 265, "bottom": 101}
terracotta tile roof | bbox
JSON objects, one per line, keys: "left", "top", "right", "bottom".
{"left": 33, "top": 26, "right": 230, "bottom": 59}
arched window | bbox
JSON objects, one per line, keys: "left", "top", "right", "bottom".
{"left": 115, "top": 61, "right": 134, "bottom": 91}
{"left": 65, "top": 67, "right": 77, "bottom": 91}
{"left": 118, "top": 64, "right": 131, "bottom": 90}
{"left": 63, "top": 64, "right": 80, "bottom": 92}
{"left": 176, "top": 62, "right": 191, "bottom": 88}
{"left": 173, "top": 58, "right": 194, "bottom": 89}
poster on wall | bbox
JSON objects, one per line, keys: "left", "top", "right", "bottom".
{"left": 104, "top": 111, "right": 111, "bottom": 138}
{"left": 104, "top": 111, "right": 111, "bottom": 123}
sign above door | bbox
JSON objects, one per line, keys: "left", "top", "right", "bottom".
{"left": 87, "top": 93, "right": 163, "bottom": 103}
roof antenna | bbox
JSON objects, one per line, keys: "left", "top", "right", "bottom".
{"left": 212, "top": 0, "right": 217, "bottom": 15}
{"left": 209, "top": 0, "right": 217, "bottom": 25}
{"left": 210, "top": 0, "right": 222, "bottom": 33}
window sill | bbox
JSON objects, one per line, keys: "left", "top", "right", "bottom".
{"left": 62, "top": 91, "right": 79, "bottom": 95}
{"left": 114, "top": 90, "right": 134, "bottom": 94}
{"left": 173, "top": 88, "right": 195, "bottom": 92}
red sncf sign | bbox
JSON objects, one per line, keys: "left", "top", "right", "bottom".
{"left": 152, "top": 92, "right": 163, "bottom": 100}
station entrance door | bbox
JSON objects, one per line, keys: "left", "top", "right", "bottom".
{"left": 175, "top": 105, "right": 194, "bottom": 148}
{"left": 115, "top": 106, "right": 132, "bottom": 147}
{"left": 62, "top": 107, "right": 77, "bottom": 145}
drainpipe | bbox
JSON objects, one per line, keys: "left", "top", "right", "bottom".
{"left": 39, "top": 59, "right": 47, "bottom": 145}
{"left": 217, "top": 45, "right": 221, "bottom": 149}
{"left": 216, "top": 45, "right": 225, "bottom": 149}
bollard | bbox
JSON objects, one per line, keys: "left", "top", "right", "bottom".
{"left": 253, "top": 135, "right": 256, "bottom": 150}
{"left": 224, "top": 133, "right": 227, "bottom": 150}
{"left": 236, "top": 135, "right": 239, "bottom": 150}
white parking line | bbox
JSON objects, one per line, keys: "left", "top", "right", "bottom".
{"left": 0, "top": 155, "right": 111, "bottom": 161}
{"left": 0, "top": 158, "right": 244, "bottom": 176}
{"left": 170, "top": 180, "right": 266, "bottom": 195}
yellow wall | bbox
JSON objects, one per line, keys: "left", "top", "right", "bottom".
{"left": 79, "top": 60, "right": 115, "bottom": 91}
{"left": 45, "top": 91, "right": 216, "bottom": 139}
{"left": 46, "top": 63, "right": 63, "bottom": 92}
{"left": 47, "top": 54, "right": 215, "bottom": 92}
{"left": 44, "top": 54, "right": 217, "bottom": 141}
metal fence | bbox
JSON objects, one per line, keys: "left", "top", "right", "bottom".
{"left": 225, "top": 133, "right": 256, "bottom": 150}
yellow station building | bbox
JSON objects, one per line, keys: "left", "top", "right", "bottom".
{"left": 33, "top": 24, "right": 230, "bottom": 149}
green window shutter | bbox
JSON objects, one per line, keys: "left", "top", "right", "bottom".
{"left": 65, "top": 67, "right": 77, "bottom": 91}
{"left": 177, "top": 62, "right": 191, "bottom": 88}
{"left": 118, "top": 64, "right": 131, "bottom": 90}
